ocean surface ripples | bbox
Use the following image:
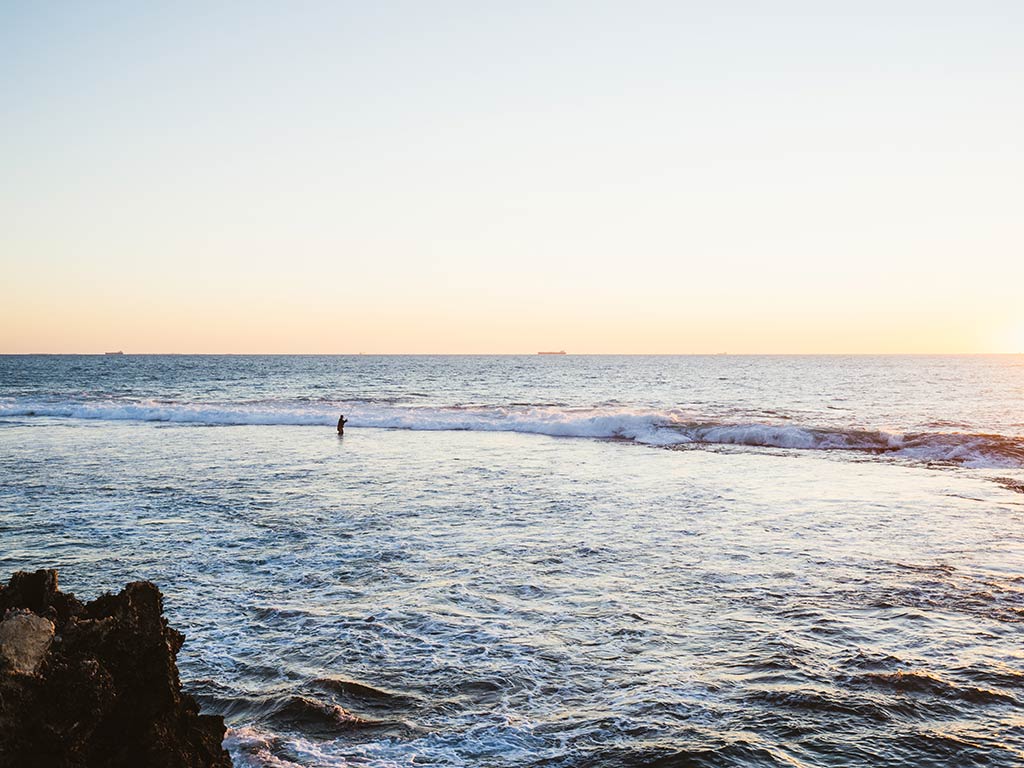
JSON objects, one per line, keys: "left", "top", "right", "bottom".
{"left": 2, "top": 356, "right": 1024, "bottom": 766}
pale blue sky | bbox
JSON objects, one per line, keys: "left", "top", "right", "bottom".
{"left": 2, "top": 2, "right": 1022, "bottom": 352}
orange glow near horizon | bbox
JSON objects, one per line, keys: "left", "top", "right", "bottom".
{"left": 2, "top": 288, "right": 1020, "bottom": 355}
{"left": 997, "top": 323, "right": 1024, "bottom": 355}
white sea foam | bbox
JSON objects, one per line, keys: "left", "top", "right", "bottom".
{"left": 0, "top": 398, "right": 688, "bottom": 439}
{"left": 224, "top": 720, "right": 554, "bottom": 768}
{"left": 2, "top": 398, "right": 1022, "bottom": 468}
{"left": 223, "top": 728, "right": 305, "bottom": 768}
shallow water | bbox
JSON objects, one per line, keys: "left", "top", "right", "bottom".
{"left": 2, "top": 356, "right": 1023, "bottom": 766}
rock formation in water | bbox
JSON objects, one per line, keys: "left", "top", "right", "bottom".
{"left": 0, "top": 569, "right": 232, "bottom": 768}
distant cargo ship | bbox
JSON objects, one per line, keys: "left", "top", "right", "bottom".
{"left": 104, "top": 351, "right": 124, "bottom": 356}
{"left": 537, "top": 351, "right": 566, "bottom": 355}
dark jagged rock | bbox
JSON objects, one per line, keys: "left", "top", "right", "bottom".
{"left": 0, "top": 570, "right": 232, "bottom": 768}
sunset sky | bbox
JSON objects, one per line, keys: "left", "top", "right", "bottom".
{"left": 2, "top": 2, "right": 1022, "bottom": 354}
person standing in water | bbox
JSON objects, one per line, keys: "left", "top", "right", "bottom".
{"left": 337, "top": 414, "right": 348, "bottom": 435}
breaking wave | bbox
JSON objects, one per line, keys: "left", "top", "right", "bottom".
{"left": 2, "top": 397, "right": 1023, "bottom": 469}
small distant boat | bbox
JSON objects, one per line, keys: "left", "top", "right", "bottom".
{"left": 104, "top": 351, "right": 124, "bottom": 356}
{"left": 537, "top": 351, "right": 566, "bottom": 355}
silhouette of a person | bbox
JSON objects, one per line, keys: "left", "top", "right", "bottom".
{"left": 337, "top": 414, "right": 348, "bottom": 435}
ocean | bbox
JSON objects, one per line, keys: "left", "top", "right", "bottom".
{"left": 2, "top": 354, "right": 1022, "bottom": 767}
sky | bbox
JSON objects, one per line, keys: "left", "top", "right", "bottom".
{"left": 2, "top": 1, "right": 1022, "bottom": 354}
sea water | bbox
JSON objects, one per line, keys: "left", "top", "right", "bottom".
{"left": 1, "top": 355, "right": 1022, "bottom": 766}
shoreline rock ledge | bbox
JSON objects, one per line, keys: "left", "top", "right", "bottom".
{"left": 0, "top": 569, "right": 232, "bottom": 767}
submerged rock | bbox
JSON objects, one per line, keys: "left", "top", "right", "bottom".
{"left": 0, "top": 569, "right": 232, "bottom": 768}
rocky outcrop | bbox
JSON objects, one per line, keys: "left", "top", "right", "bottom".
{"left": 0, "top": 569, "right": 232, "bottom": 768}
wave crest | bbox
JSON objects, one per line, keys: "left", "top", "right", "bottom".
{"left": 2, "top": 398, "right": 1022, "bottom": 468}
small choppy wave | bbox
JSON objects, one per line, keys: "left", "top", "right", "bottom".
{"left": 2, "top": 397, "right": 1023, "bottom": 468}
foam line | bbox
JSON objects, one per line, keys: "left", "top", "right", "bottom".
{"left": 2, "top": 398, "right": 1022, "bottom": 468}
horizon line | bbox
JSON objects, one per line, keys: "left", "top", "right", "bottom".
{"left": 3, "top": 351, "right": 1023, "bottom": 357}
